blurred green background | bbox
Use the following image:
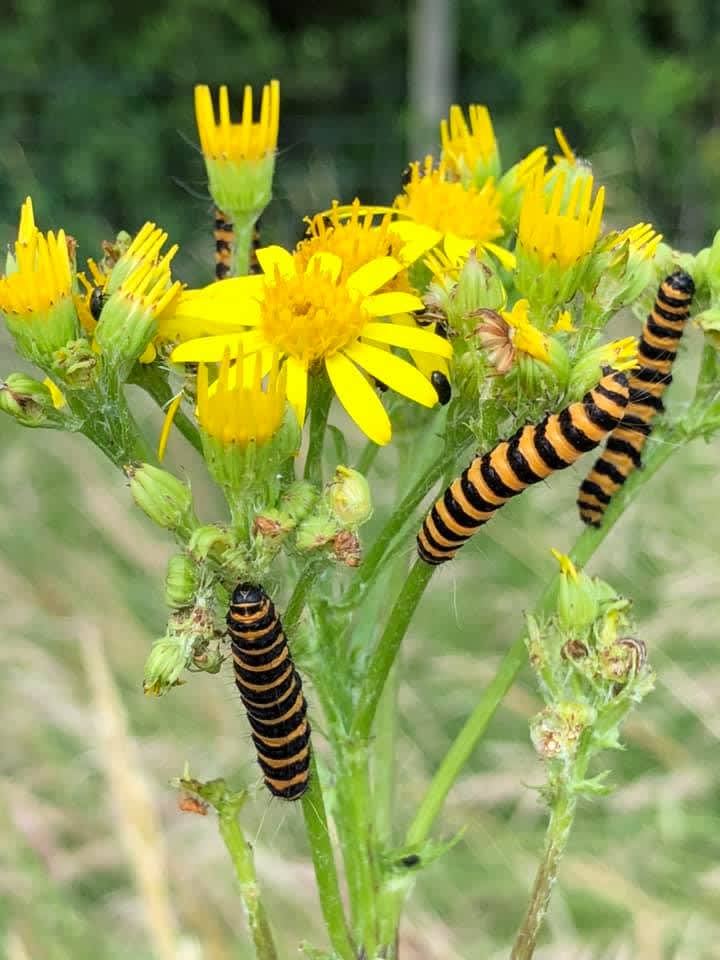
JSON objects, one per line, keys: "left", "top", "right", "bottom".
{"left": 2, "top": 1, "right": 720, "bottom": 958}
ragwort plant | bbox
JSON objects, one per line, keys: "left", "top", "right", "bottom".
{"left": 3, "top": 82, "right": 720, "bottom": 959}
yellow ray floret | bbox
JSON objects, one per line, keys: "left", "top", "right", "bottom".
{"left": 195, "top": 81, "right": 280, "bottom": 163}
{"left": 440, "top": 104, "right": 498, "bottom": 177}
{"left": 518, "top": 171, "right": 604, "bottom": 269}
{"left": 0, "top": 197, "right": 72, "bottom": 316}
{"left": 501, "top": 299, "right": 550, "bottom": 363}
{"left": 168, "top": 246, "right": 452, "bottom": 445}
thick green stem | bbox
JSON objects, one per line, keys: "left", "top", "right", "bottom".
{"left": 285, "top": 559, "right": 322, "bottom": 630}
{"left": 340, "top": 745, "right": 380, "bottom": 955}
{"left": 231, "top": 215, "right": 259, "bottom": 277}
{"left": 301, "top": 755, "right": 356, "bottom": 960}
{"left": 304, "top": 375, "right": 333, "bottom": 485}
{"left": 128, "top": 363, "right": 203, "bottom": 456}
{"left": 351, "top": 560, "right": 434, "bottom": 742}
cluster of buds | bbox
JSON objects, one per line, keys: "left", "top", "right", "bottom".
{"left": 525, "top": 551, "right": 655, "bottom": 798}
{"left": 293, "top": 466, "right": 373, "bottom": 567}
{"left": 143, "top": 596, "right": 223, "bottom": 696}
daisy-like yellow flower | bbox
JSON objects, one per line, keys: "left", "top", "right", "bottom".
{"left": 440, "top": 104, "right": 500, "bottom": 182}
{"left": 194, "top": 81, "right": 279, "bottom": 216}
{"left": 519, "top": 171, "right": 604, "bottom": 270}
{"left": 0, "top": 197, "right": 79, "bottom": 360}
{"left": 169, "top": 246, "right": 452, "bottom": 445}
{"left": 296, "top": 200, "right": 411, "bottom": 290}
{"left": 392, "top": 156, "right": 514, "bottom": 268}
{"left": 197, "top": 348, "right": 286, "bottom": 449}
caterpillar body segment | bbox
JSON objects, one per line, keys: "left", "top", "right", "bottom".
{"left": 417, "top": 370, "right": 630, "bottom": 565}
{"left": 227, "top": 583, "right": 311, "bottom": 800}
{"left": 214, "top": 208, "right": 234, "bottom": 281}
{"left": 578, "top": 270, "right": 694, "bottom": 526}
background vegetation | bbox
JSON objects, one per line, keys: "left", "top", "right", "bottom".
{"left": 2, "top": 1, "right": 720, "bottom": 957}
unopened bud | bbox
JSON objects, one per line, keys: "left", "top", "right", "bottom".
{"left": 552, "top": 550, "right": 599, "bottom": 631}
{"left": 125, "top": 463, "right": 197, "bottom": 536}
{"left": 325, "top": 466, "right": 372, "bottom": 528}
{"left": 333, "top": 530, "right": 362, "bottom": 567}
{"left": 296, "top": 514, "right": 341, "bottom": 552}
{"left": 253, "top": 508, "right": 295, "bottom": 540}
{"left": 143, "top": 633, "right": 193, "bottom": 695}
{"left": 53, "top": 338, "right": 99, "bottom": 388}
{"left": 281, "top": 480, "right": 317, "bottom": 522}
{"left": 165, "top": 553, "right": 199, "bottom": 609}
{"left": 188, "top": 524, "right": 234, "bottom": 561}
{"left": 0, "top": 374, "right": 60, "bottom": 427}
{"left": 451, "top": 252, "right": 505, "bottom": 330}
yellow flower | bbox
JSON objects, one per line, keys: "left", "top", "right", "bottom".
{"left": 0, "top": 197, "right": 79, "bottom": 358}
{"left": 297, "top": 200, "right": 411, "bottom": 290}
{"left": 194, "top": 81, "right": 280, "bottom": 216}
{"left": 392, "top": 156, "right": 514, "bottom": 268}
{"left": 554, "top": 309, "right": 576, "bottom": 333}
{"left": 518, "top": 171, "right": 604, "bottom": 269}
{"left": 440, "top": 104, "right": 500, "bottom": 181}
{"left": 169, "top": 247, "right": 452, "bottom": 445}
{"left": 197, "top": 347, "right": 286, "bottom": 449}
{"left": 501, "top": 299, "right": 550, "bottom": 363}
{"left": 601, "top": 335, "right": 638, "bottom": 372}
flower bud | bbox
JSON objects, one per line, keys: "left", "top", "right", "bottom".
{"left": 94, "top": 291, "right": 158, "bottom": 372}
{"left": 253, "top": 508, "right": 295, "bottom": 541}
{"left": 165, "top": 553, "right": 199, "bottom": 609}
{"left": 296, "top": 514, "right": 341, "bottom": 552}
{"left": 696, "top": 307, "right": 720, "bottom": 351}
{"left": 125, "top": 463, "right": 197, "bottom": 536}
{"left": 281, "top": 480, "right": 318, "bottom": 522}
{"left": 188, "top": 524, "right": 234, "bottom": 562}
{"left": 449, "top": 252, "right": 506, "bottom": 334}
{"left": 325, "top": 466, "right": 373, "bottom": 528}
{"left": 144, "top": 605, "right": 217, "bottom": 695}
{"left": 530, "top": 701, "right": 595, "bottom": 761}
{"left": 551, "top": 550, "right": 599, "bottom": 631}
{"left": 52, "top": 338, "right": 99, "bottom": 388}
{"left": 0, "top": 374, "right": 64, "bottom": 428}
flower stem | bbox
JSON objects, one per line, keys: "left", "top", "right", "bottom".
{"left": 351, "top": 559, "right": 434, "bottom": 742}
{"left": 285, "top": 558, "right": 322, "bottom": 630}
{"left": 304, "top": 374, "right": 333, "bottom": 485}
{"left": 301, "top": 755, "right": 356, "bottom": 960}
{"left": 128, "top": 363, "right": 203, "bottom": 456}
{"left": 231, "top": 214, "right": 259, "bottom": 277}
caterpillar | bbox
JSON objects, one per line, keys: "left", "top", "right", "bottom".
{"left": 214, "top": 208, "right": 234, "bottom": 281}
{"left": 227, "top": 583, "right": 311, "bottom": 800}
{"left": 577, "top": 270, "right": 694, "bottom": 527}
{"left": 249, "top": 218, "right": 262, "bottom": 275}
{"left": 417, "top": 369, "right": 630, "bottom": 565}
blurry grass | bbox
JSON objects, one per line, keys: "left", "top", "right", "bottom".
{"left": 2, "top": 336, "right": 720, "bottom": 960}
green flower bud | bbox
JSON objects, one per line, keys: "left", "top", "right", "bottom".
{"left": 0, "top": 374, "right": 65, "bottom": 428}
{"left": 143, "top": 633, "right": 193, "bottom": 695}
{"left": 296, "top": 514, "right": 341, "bottom": 552}
{"left": 188, "top": 524, "right": 234, "bottom": 562}
{"left": 551, "top": 550, "right": 599, "bottom": 631}
{"left": 52, "top": 338, "right": 99, "bottom": 388}
{"left": 125, "top": 463, "right": 197, "bottom": 536}
{"left": 325, "top": 466, "right": 373, "bottom": 528}
{"left": 253, "top": 508, "right": 295, "bottom": 540}
{"left": 165, "top": 553, "right": 200, "bottom": 609}
{"left": 451, "top": 252, "right": 506, "bottom": 329}
{"left": 94, "top": 291, "right": 157, "bottom": 374}
{"left": 281, "top": 480, "right": 318, "bottom": 522}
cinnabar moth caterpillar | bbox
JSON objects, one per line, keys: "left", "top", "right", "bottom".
{"left": 249, "top": 218, "right": 262, "bottom": 276}
{"left": 577, "top": 270, "right": 694, "bottom": 527}
{"left": 214, "top": 208, "right": 234, "bottom": 281}
{"left": 417, "top": 370, "right": 630, "bottom": 565}
{"left": 227, "top": 583, "right": 311, "bottom": 800}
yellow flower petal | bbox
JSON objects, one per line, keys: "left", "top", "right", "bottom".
{"left": 158, "top": 392, "right": 183, "bottom": 462}
{"left": 179, "top": 275, "right": 266, "bottom": 302}
{"left": 443, "top": 233, "right": 475, "bottom": 262}
{"left": 363, "top": 291, "right": 424, "bottom": 317}
{"left": 361, "top": 321, "right": 453, "bottom": 358}
{"left": 285, "top": 355, "right": 309, "bottom": 427}
{"left": 388, "top": 220, "right": 442, "bottom": 257}
{"left": 306, "top": 252, "right": 342, "bottom": 282}
{"left": 325, "top": 351, "right": 392, "bottom": 445}
{"left": 171, "top": 332, "right": 264, "bottom": 363}
{"left": 257, "top": 245, "right": 295, "bottom": 278}
{"left": 346, "top": 257, "right": 402, "bottom": 297}
{"left": 139, "top": 342, "right": 157, "bottom": 364}
{"left": 344, "top": 340, "right": 437, "bottom": 407}
{"left": 483, "top": 241, "right": 517, "bottom": 271}
{"left": 43, "top": 377, "right": 66, "bottom": 409}
{"left": 169, "top": 296, "right": 262, "bottom": 328}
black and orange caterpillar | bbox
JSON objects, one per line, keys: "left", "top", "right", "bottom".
{"left": 577, "top": 270, "right": 694, "bottom": 526}
{"left": 214, "top": 208, "right": 234, "bottom": 281}
{"left": 249, "top": 217, "right": 262, "bottom": 275}
{"left": 227, "top": 583, "right": 311, "bottom": 800}
{"left": 417, "top": 370, "right": 630, "bottom": 565}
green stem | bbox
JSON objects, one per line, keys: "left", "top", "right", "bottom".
{"left": 351, "top": 560, "right": 434, "bottom": 742}
{"left": 301, "top": 755, "right": 356, "bottom": 960}
{"left": 217, "top": 805, "right": 279, "bottom": 960}
{"left": 374, "top": 662, "right": 399, "bottom": 847}
{"left": 68, "top": 381, "right": 154, "bottom": 468}
{"left": 128, "top": 363, "right": 203, "bottom": 456}
{"left": 231, "top": 215, "right": 259, "bottom": 277}
{"left": 285, "top": 559, "right": 322, "bottom": 630}
{"left": 356, "top": 438, "right": 382, "bottom": 476}
{"left": 304, "top": 375, "right": 333, "bottom": 485}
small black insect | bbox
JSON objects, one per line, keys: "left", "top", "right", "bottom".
{"left": 90, "top": 286, "right": 107, "bottom": 322}
{"left": 399, "top": 854, "right": 421, "bottom": 868}
{"left": 431, "top": 371, "right": 451, "bottom": 406}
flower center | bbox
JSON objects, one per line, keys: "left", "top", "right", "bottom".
{"left": 260, "top": 269, "right": 369, "bottom": 366}
{"left": 394, "top": 159, "right": 503, "bottom": 243}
